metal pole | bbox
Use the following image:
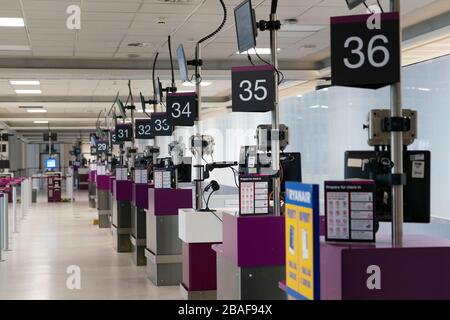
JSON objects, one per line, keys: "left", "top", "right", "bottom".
{"left": 270, "top": 13, "right": 281, "bottom": 216}
{"left": 0, "top": 195, "right": 3, "bottom": 261}
{"left": 390, "top": 0, "right": 403, "bottom": 246}
{"left": 194, "top": 43, "right": 203, "bottom": 211}
{"left": 12, "top": 186, "right": 17, "bottom": 233}
{"left": 21, "top": 180, "right": 25, "bottom": 219}
{"left": 3, "top": 193, "right": 8, "bottom": 251}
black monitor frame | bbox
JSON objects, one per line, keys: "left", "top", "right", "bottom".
{"left": 234, "top": 0, "right": 258, "bottom": 53}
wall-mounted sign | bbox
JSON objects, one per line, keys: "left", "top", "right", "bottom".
{"left": 285, "top": 182, "right": 320, "bottom": 301}
{"left": 167, "top": 92, "right": 197, "bottom": 126}
{"left": 115, "top": 123, "right": 133, "bottom": 142}
{"left": 331, "top": 13, "right": 400, "bottom": 89}
{"left": 231, "top": 65, "right": 275, "bottom": 112}
{"left": 150, "top": 112, "right": 173, "bottom": 137}
{"left": 135, "top": 119, "right": 154, "bottom": 140}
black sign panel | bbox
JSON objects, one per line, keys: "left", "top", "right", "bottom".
{"left": 150, "top": 112, "right": 173, "bottom": 137}
{"left": 96, "top": 140, "right": 109, "bottom": 155}
{"left": 231, "top": 65, "right": 275, "bottom": 113}
{"left": 110, "top": 130, "right": 120, "bottom": 145}
{"left": 166, "top": 92, "right": 197, "bottom": 126}
{"left": 331, "top": 13, "right": 400, "bottom": 89}
{"left": 135, "top": 119, "right": 154, "bottom": 139}
{"left": 115, "top": 123, "right": 133, "bottom": 142}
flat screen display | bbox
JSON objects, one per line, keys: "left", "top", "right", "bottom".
{"left": 46, "top": 158, "right": 56, "bottom": 169}
{"left": 176, "top": 44, "right": 189, "bottom": 82}
{"left": 234, "top": 0, "right": 257, "bottom": 53}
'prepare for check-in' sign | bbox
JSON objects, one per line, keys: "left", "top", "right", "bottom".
{"left": 96, "top": 140, "right": 109, "bottom": 155}
{"left": 115, "top": 123, "right": 133, "bottom": 142}
{"left": 166, "top": 92, "right": 197, "bottom": 126}
{"left": 331, "top": 13, "right": 400, "bottom": 89}
{"left": 135, "top": 119, "right": 154, "bottom": 140}
{"left": 150, "top": 112, "right": 173, "bottom": 137}
{"left": 231, "top": 65, "right": 275, "bottom": 112}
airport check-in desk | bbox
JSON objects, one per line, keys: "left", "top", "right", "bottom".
{"left": 145, "top": 185, "right": 192, "bottom": 286}
{"left": 111, "top": 179, "right": 133, "bottom": 252}
{"left": 96, "top": 174, "right": 111, "bottom": 228}
{"left": 178, "top": 193, "right": 239, "bottom": 300}
{"left": 88, "top": 170, "right": 96, "bottom": 209}
{"left": 213, "top": 214, "right": 286, "bottom": 300}
{"left": 130, "top": 182, "right": 152, "bottom": 266}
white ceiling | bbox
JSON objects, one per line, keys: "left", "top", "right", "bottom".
{"left": 0, "top": 0, "right": 448, "bottom": 141}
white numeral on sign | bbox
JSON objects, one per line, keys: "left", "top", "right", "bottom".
{"left": 97, "top": 144, "right": 107, "bottom": 151}
{"left": 138, "top": 124, "right": 151, "bottom": 135}
{"left": 239, "top": 79, "right": 268, "bottom": 102}
{"left": 154, "top": 119, "right": 169, "bottom": 131}
{"left": 171, "top": 102, "right": 191, "bottom": 118}
{"left": 344, "top": 35, "right": 390, "bottom": 69}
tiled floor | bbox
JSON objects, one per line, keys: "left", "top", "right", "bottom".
{"left": 0, "top": 191, "right": 181, "bottom": 300}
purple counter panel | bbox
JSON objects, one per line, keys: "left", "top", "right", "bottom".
{"left": 96, "top": 175, "right": 110, "bottom": 191}
{"left": 321, "top": 235, "right": 450, "bottom": 300}
{"left": 183, "top": 242, "right": 219, "bottom": 291}
{"left": 222, "top": 214, "right": 285, "bottom": 268}
{"left": 132, "top": 183, "right": 152, "bottom": 209}
{"left": 148, "top": 188, "right": 192, "bottom": 216}
{"left": 113, "top": 180, "right": 132, "bottom": 201}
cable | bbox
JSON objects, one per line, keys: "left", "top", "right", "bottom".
{"left": 254, "top": 50, "right": 285, "bottom": 85}
{"left": 376, "top": 0, "right": 384, "bottom": 13}
{"left": 152, "top": 52, "right": 159, "bottom": 106}
{"left": 230, "top": 167, "right": 239, "bottom": 188}
{"left": 247, "top": 52, "right": 255, "bottom": 66}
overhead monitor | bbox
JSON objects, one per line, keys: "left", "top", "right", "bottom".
{"left": 43, "top": 132, "right": 57, "bottom": 141}
{"left": 234, "top": 0, "right": 257, "bottom": 53}
{"left": 176, "top": 44, "right": 189, "bottom": 82}
{"left": 46, "top": 158, "right": 57, "bottom": 169}
{"left": 153, "top": 77, "right": 162, "bottom": 104}
{"left": 117, "top": 98, "right": 127, "bottom": 120}
{"left": 0, "top": 160, "right": 10, "bottom": 169}
{"left": 140, "top": 92, "right": 147, "bottom": 111}
{"left": 344, "top": 150, "right": 430, "bottom": 223}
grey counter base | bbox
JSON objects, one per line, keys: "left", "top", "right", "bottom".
{"left": 179, "top": 284, "right": 217, "bottom": 300}
{"left": 88, "top": 181, "right": 96, "bottom": 208}
{"left": 216, "top": 252, "right": 285, "bottom": 300}
{"left": 98, "top": 209, "right": 111, "bottom": 228}
{"left": 145, "top": 248, "right": 182, "bottom": 286}
{"left": 130, "top": 235, "right": 146, "bottom": 266}
{"left": 111, "top": 225, "right": 132, "bottom": 252}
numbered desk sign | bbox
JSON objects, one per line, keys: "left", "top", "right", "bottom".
{"left": 135, "top": 119, "right": 154, "bottom": 140}
{"left": 96, "top": 140, "right": 109, "bottom": 155}
{"left": 110, "top": 130, "right": 120, "bottom": 145}
{"left": 115, "top": 123, "right": 133, "bottom": 142}
{"left": 166, "top": 92, "right": 197, "bottom": 126}
{"left": 231, "top": 65, "right": 275, "bottom": 112}
{"left": 150, "top": 112, "right": 173, "bottom": 137}
{"left": 90, "top": 145, "right": 97, "bottom": 155}
{"left": 331, "top": 13, "right": 400, "bottom": 89}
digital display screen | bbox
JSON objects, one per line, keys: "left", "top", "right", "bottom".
{"left": 176, "top": 44, "right": 189, "bottom": 82}
{"left": 46, "top": 158, "right": 56, "bottom": 169}
{"left": 234, "top": 0, "right": 257, "bottom": 53}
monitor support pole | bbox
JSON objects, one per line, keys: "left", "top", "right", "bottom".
{"left": 194, "top": 43, "right": 203, "bottom": 211}
{"left": 390, "top": 0, "right": 403, "bottom": 247}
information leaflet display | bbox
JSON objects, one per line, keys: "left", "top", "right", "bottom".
{"left": 285, "top": 182, "right": 320, "bottom": 301}
{"left": 154, "top": 170, "right": 171, "bottom": 189}
{"left": 325, "top": 180, "right": 376, "bottom": 242}
{"left": 239, "top": 174, "right": 269, "bottom": 215}
{"left": 115, "top": 166, "right": 128, "bottom": 181}
{"left": 134, "top": 167, "right": 148, "bottom": 185}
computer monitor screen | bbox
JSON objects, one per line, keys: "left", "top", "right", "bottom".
{"left": 234, "top": 0, "right": 257, "bottom": 53}
{"left": 153, "top": 77, "right": 162, "bottom": 104}
{"left": 344, "top": 150, "right": 430, "bottom": 223}
{"left": 117, "top": 98, "right": 127, "bottom": 120}
{"left": 176, "top": 44, "right": 189, "bottom": 82}
{"left": 46, "top": 158, "right": 57, "bottom": 169}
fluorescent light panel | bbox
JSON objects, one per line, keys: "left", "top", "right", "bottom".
{"left": 15, "top": 89, "right": 42, "bottom": 94}
{"left": 237, "top": 48, "right": 281, "bottom": 55}
{"left": 27, "top": 109, "right": 47, "bottom": 113}
{"left": 0, "top": 18, "right": 25, "bottom": 27}
{"left": 33, "top": 120, "right": 48, "bottom": 124}
{"left": 10, "top": 80, "right": 40, "bottom": 86}
{"left": 280, "top": 24, "right": 325, "bottom": 32}
{"left": 0, "top": 45, "right": 30, "bottom": 51}
{"left": 182, "top": 81, "right": 212, "bottom": 87}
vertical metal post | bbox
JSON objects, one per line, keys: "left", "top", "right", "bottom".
{"left": 390, "top": 0, "right": 403, "bottom": 246}
{"left": 0, "top": 195, "right": 3, "bottom": 261}
{"left": 270, "top": 13, "right": 281, "bottom": 216}
{"left": 194, "top": 43, "right": 203, "bottom": 211}
{"left": 3, "top": 193, "right": 8, "bottom": 251}
{"left": 12, "top": 186, "right": 17, "bottom": 233}
{"left": 21, "top": 180, "right": 25, "bottom": 219}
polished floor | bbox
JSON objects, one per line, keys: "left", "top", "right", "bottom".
{"left": 0, "top": 190, "right": 181, "bottom": 300}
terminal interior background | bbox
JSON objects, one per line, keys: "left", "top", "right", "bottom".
{"left": 0, "top": 0, "right": 449, "bottom": 299}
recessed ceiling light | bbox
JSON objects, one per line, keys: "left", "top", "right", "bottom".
{"left": 0, "top": 45, "right": 30, "bottom": 51}
{"left": 297, "top": 94, "right": 303, "bottom": 98}
{"left": 237, "top": 48, "right": 281, "bottom": 55}
{"left": 418, "top": 87, "right": 431, "bottom": 92}
{"left": 182, "top": 81, "right": 212, "bottom": 87}
{"left": 10, "top": 80, "right": 40, "bottom": 86}
{"left": 0, "top": 18, "right": 25, "bottom": 27}
{"left": 16, "top": 89, "right": 42, "bottom": 94}
{"left": 27, "top": 109, "right": 47, "bottom": 113}
{"left": 33, "top": 120, "right": 48, "bottom": 124}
